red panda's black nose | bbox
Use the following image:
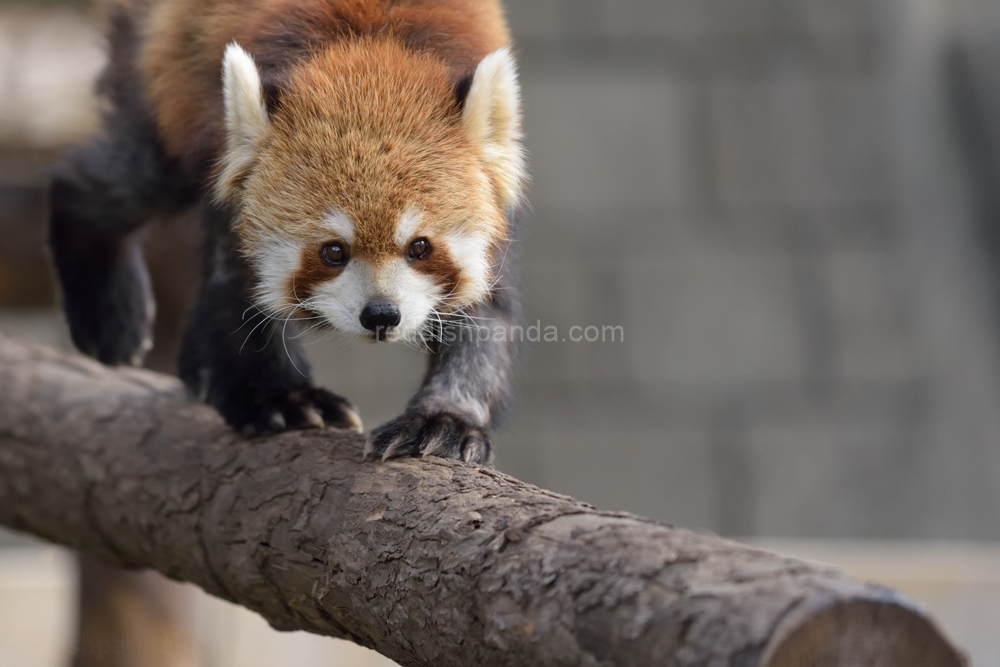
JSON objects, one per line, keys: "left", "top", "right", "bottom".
{"left": 360, "top": 300, "right": 401, "bottom": 333}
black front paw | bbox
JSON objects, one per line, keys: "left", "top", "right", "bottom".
{"left": 365, "top": 413, "right": 493, "bottom": 465}
{"left": 218, "top": 386, "right": 363, "bottom": 437}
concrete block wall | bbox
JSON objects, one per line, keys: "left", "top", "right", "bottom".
{"left": 462, "top": 0, "right": 1000, "bottom": 539}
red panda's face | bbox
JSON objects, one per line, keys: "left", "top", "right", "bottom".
{"left": 217, "top": 40, "right": 524, "bottom": 342}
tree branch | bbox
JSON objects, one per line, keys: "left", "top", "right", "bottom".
{"left": 0, "top": 334, "right": 966, "bottom": 667}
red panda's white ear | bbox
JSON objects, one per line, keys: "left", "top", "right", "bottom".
{"left": 463, "top": 48, "right": 526, "bottom": 210}
{"left": 216, "top": 43, "right": 270, "bottom": 201}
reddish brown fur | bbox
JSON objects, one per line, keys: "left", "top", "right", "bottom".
{"left": 293, "top": 245, "right": 346, "bottom": 305}
{"left": 411, "top": 244, "right": 462, "bottom": 298}
{"left": 139, "top": 0, "right": 509, "bottom": 170}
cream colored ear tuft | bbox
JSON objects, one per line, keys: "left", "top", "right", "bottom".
{"left": 216, "top": 42, "right": 270, "bottom": 201}
{"left": 463, "top": 48, "right": 527, "bottom": 209}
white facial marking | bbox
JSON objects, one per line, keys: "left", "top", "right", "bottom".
{"left": 379, "top": 259, "right": 442, "bottom": 340}
{"left": 323, "top": 209, "right": 355, "bottom": 244}
{"left": 395, "top": 207, "right": 423, "bottom": 247}
{"left": 308, "top": 257, "right": 442, "bottom": 341}
{"left": 252, "top": 234, "right": 303, "bottom": 314}
{"left": 443, "top": 229, "right": 493, "bottom": 305}
{"left": 310, "top": 261, "right": 370, "bottom": 335}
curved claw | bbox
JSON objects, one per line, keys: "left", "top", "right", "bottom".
{"left": 341, "top": 404, "right": 364, "bottom": 433}
{"left": 365, "top": 412, "right": 493, "bottom": 466}
{"left": 223, "top": 387, "right": 362, "bottom": 437}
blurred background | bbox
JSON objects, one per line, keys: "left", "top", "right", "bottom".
{"left": 2, "top": 0, "right": 1000, "bottom": 665}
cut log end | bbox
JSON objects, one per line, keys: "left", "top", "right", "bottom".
{"left": 762, "top": 598, "right": 967, "bottom": 667}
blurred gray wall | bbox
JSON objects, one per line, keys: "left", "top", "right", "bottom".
{"left": 475, "top": 0, "right": 1000, "bottom": 539}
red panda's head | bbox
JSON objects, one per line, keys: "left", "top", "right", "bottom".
{"left": 215, "top": 38, "right": 525, "bottom": 341}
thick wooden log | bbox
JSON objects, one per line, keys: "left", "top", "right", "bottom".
{"left": 0, "top": 334, "right": 966, "bottom": 667}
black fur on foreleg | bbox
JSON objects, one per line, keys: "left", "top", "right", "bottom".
{"left": 180, "top": 209, "right": 362, "bottom": 436}
{"left": 179, "top": 269, "right": 363, "bottom": 436}
{"left": 52, "top": 233, "right": 154, "bottom": 366}
{"left": 48, "top": 102, "right": 196, "bottom": 366}
{"left": 48, "top": 146, "right": 163, "bottom": 366}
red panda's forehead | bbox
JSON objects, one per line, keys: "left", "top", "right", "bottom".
{"left": 256, "top": 128, "right": 492, "bottom": 254}
{"left": 278, "top": 37, "right": 463, "bottom": 146}
{"left": 251, "top": 40, "right": 500, "bottom": 255}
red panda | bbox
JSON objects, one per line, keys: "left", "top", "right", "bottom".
{"left": 49, "top": 0, "right": 527, "bottom": 465}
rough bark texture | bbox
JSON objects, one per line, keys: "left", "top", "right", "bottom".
{"left": 0, "top": 334, "right": 966, "bottom": 667}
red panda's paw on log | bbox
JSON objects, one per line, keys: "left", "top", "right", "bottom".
{"left": 228, "top": 387, "right": 363, "bottom": 438}
{"left": 364, "top": 412, "right": 494, "bottom": 466}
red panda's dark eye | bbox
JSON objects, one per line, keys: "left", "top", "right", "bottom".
{"left": 321, "top": 243, "right": 347, "bottom": 267}
{"left": 408, "top": 238, "right": 431, "bottom": 261}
